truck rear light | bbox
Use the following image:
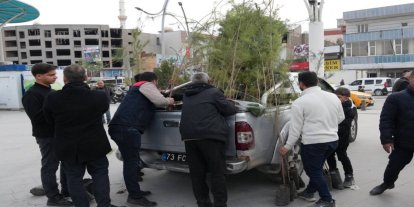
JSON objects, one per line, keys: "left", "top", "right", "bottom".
{"left": 235, "top": 121, "right": 254, "bottom": 150}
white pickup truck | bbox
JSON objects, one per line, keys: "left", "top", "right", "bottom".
{"left": 116, "top": 75, "right": 358, "bottom": 183}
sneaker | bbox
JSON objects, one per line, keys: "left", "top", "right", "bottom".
{"left": 307, "top": 199, "right": 336, "bottom": 207}
{"left": 30, "top": 185, "right": 45, "bottom": 196}
{"left": 127, "top": 196, "right": 157, "bottom": 206}
{"left": 47, "top": 194, "right": 73, "bottom": 206}
{"left": 369, "top": 183, "right": 395, "bottom": 195}
{"left": 343, "top": 174, "right": 355, "bottom": 188}
{"left": 298, "top": 190, "right": 317, "bottom": 202}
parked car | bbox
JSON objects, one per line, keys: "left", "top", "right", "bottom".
{"left": 350, "top": 91, "right": 374, "bottom": 108}
{"left": 344, "top": 77, "right": 393, "bottom": 96}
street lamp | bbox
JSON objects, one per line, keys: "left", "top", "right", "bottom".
{"left": 135, "top": 0, "right": 169, "bottom": 60}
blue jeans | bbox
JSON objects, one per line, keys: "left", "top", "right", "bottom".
{"left": 36, "top": 137, "right": 67, "bottom": 198}
{"left": 301, "top": 141, "right": 338, "bottom": 202}
{"left": 62, "top": 156, "right": 111, "bottom": 207}
{"left": 108, "top": 126, "right": 143, "bottom": 199}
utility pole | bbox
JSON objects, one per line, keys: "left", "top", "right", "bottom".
{"left": 135, "top": 0, "right": 169, "bottom": 60}
{"left": 304, "top": 0, "right": 325, "bottom": 78}
{"left": 178, "top": 2, "right": 191, "bottom": 61}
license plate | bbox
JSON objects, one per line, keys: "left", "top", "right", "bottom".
{"left": 161, "top": 152, "right": 187, "bottom": 162}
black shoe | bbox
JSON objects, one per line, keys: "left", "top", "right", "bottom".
{"left": 141, "top": 190, "right": 152, "bottom": 196}
{"left": 47, "top": 194, "right": 73, "bottom": 206}
{"left": 343, "top": 174, "right": 355, "bottom": 188}
{"left": 127, "top": 197, "right": 157, "bottom": 206}
{"left": 30, "top": 185, "right": 45, "bottom": 196}
{"left": 307, "top": 199, "right": 335, "bottom": 207}
{"left": 370, "top": 183, "right": 395, "bottom": 195}
{"left": 330, "top": 170, "right": 344, "bottom": 190}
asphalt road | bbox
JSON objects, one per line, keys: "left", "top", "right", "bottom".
{"left": 1, "top": 96, "right": 414, "bottom": 207}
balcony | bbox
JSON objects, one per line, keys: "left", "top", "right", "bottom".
{"left": 345, "top": 27, "right": 414, "bottom": 43}
{"left": 344, "top": 54, "right": 414, "bottom": 64}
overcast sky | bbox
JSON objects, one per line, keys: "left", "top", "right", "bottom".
{"left": 13, "top": 0, "right": 414, "bottom": 34}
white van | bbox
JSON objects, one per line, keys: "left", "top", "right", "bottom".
{"left": 344, "top": 77, "right": 393, "bottom": 96}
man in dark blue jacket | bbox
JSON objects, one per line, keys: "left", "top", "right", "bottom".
{"left": 180, "top": 72, "right": 237, "bottom": 207}
{"left": 22, "top": 63, "right": 72, "bottom": 206}
{"left": 370, "top": 70, "right": 414, "bottom": 195}
{"left": 109, "top": 72, "right": 174, "bottom": 206}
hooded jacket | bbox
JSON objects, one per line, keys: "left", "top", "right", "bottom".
{"left": 179, "top": 83, "right": 237, "bottom": 143}
{"left": 338, "top": 99, "right": 355, "bottom": 141}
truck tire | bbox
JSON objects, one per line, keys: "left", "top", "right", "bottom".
{"left": 374, "top": 89, "right": 383, "bottom": 96}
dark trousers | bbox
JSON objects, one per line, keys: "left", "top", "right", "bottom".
{"left": 327, "top": 137, "right": 353, "bottom": 175}
{"left": 109, "top": 126, "right": 143, "bottom": 199}
{"left": 185, "top": 139, "right": 227, "bottom": 207}
{"left": 62, "top": 156, "right": 111, "bottom": 207}
{"left": 36, "top": 137, "right": 67, "bottom": 198}
{"left": 301, "top": 141, "right": 337, "bottom": 202}
{"left": 383, "top": 146, "right": 414, "bottom": 185}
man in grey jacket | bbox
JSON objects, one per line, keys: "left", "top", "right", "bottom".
{"left": 180, "top": 72, "right": 237, "bottom": 207}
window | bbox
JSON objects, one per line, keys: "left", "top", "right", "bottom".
{"left": 402, "top": 23, "right": 408, "bottom": 27}
{"left": 57, "top": 59, "right": 71, "bottom": 66}
{"left": 73, "top": 30, "right": 81, "bottom": 37}
{"left": 382, "top": 40, "right": 394, "bottom": 55}
{"left": 56, "top": 49, "right": 71, "bottom": 56}
{"left": 403, "top": 39, "right": 409, "bottom": 54}
{"left": 29, "top": 39, "right": 41, "bottom": 46}
{"left": 351, "top": 42, "right": 368, "bottom": 57}
{"left": 4, "top": 30, "right": 16, "bottom": 37}
{"left": 369, "top": 41, "right": 376, "bottom": 56}
{"left": 19, "top": 31, "right": 25, "bottom": 38}
{"left": 74, "top": 51, "right": 82, "bottom": 58}
{"left": 364, "top": 80, "right": 374, "bottom": 85}
{"left": 84, "top": 28, "right": 98, "bottom": 35}
{"left": 102, "top": 41, "right": 109, "bottom": 47}
{"left": 46, "top": 51, "right": 53, "bottom": 58}
{"left": 102, "top": 51, "right": 110, "bottom": 57}
{"left": 367, "top": 73, "right": 377, "bottom": 78}
{"left": 44, "top": 30, "right": 51, "bottom": 38}
{"left": 20, "top": 42, "right": 26, "bottom": 49}
{"left": 357, "top": 24, "right": 368, "bottom": 33}
{"left": 375, "top": 80, "right": 382, "bottom": 84}
{"left": 5, "top": 41, "right": 17, "bottom": 47}
{"left": 350, "top": 80, "right": 362, "bottom": 86}
{"left": 56, "top": 39, "right": 70, "bottom": 45}
{"left": 45, "top": 41, "right": 52, "bottom": 48}
{"left": 101, "top": 30, "right": 109, "bottom": 37}
{"left": 28, "top": 29, "right": 40, "bottom": 36}
{"left": 21, "top": 52, "right": 27, "bottom": 59}
{"left": 29, "top": 50, "right": 42, "bottom": 56}
{"left": 55, "top": 28, "right": 69, "bottom": 35}
{"left": 345, "top": 43, "right": 352, "bottom": 56}
{"left": 85, "top": 39, "right": 99, "bottom": 45}
{"left": 395, "top": 39, "right": 402, "bottom": 55}
{"left": 6, "top": 51, "right": 18, "bottom": 57}
{"left": 74, "top": 40, "right": 81, "bottom": 47}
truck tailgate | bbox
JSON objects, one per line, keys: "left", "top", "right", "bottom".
{"left": 141, "top": 110, "right": 237, "bottom": 157}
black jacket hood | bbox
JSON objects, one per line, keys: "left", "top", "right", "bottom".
{"left": 184, "top": 83, "right": 214, "bottom": 96}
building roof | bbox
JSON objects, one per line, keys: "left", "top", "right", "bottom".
{"left": 343, "top": 3, "right": 414, "bottom": 22}
{"left": 0, "top": 0, "right": 39, "bottom": 24}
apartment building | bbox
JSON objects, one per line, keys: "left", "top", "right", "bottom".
{"left": 1, "top": 24, "right": 189, "bottom": 78}
{"left": 343, "top": 3, "right": 414, "bottom": 78}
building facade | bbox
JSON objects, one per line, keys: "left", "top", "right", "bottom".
{"left": 343, "top": 3, "right": 414, "bottom": 78}
{"left": 1, "top": 24, "right": 188, "bottom": 78}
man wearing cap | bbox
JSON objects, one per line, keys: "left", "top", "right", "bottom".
{"left": 22, "top": 63, "right": 72, "bottom": 206}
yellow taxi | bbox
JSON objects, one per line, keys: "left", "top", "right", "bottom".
{"left": 350, "top": 91, "right": 374, "bottom": 108}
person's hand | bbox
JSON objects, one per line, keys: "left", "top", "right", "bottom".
{"left": 383, "top": 143, "right": 394, "bottom": 154}
{"left": 279, "top": 146, "right": 289, "bottom": 156}
{"left": 167, "top": 97, "right": 175, "bottom": 105}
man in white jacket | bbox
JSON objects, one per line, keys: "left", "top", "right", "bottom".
{"left": 279, "top": 71, "right": 345, "bottom": 207}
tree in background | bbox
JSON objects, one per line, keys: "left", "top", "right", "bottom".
{"left": 191, "top": 0, "right": 288, "bottom": 101}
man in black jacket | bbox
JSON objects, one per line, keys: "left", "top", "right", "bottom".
{"left": 43, "top": 65, "right": 124, "bottom": 207}
{"left": 22, "top": 63, "right": 72, "bottom": 206}
{"left": 94, "top": 80, "right": 114, "bottom": 124}
{"left": 179, "top": 72, "right": 237, "bottom": 207}
{"left": 370, "top": 70, "right": 414, "bottom": 195}
{"left": 327, "top": 87, "right": 356, "bottom": 189}
{"left": 392, "top": 70, "right": 411, "bottom": 92}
